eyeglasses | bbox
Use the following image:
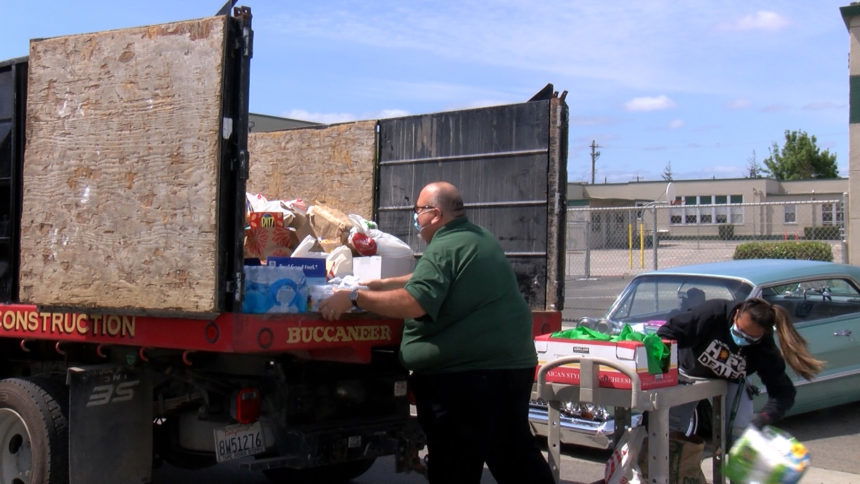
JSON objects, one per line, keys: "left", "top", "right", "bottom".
{"left": 730, "top": 321, "right": 763, "bottom": 344}
{"left": 413, "top": 205, "right": 436, "bottom": 214}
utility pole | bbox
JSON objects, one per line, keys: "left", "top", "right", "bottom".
{"left": 590, "top": 139, "right": 601, "bottom": 184}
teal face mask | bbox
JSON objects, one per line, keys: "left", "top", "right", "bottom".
{"left": 731, "top": 328, "right": 752, "bottom": 347}
{"left": 730, "top": 322, "right": 761, "bottom": 347}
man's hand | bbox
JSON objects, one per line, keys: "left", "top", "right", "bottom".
{"left": 318, "top": 289, "right": 353, "bottom": 321}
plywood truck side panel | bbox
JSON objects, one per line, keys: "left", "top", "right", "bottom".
{"left": 248, "top": 120, "right": 377, "bottom": 219}
{"left": 19, "top": 17, "right": 229, "bottom": 314}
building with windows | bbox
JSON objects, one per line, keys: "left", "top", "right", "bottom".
{"left": 567, "top": 177, "right": 847, "bottom": 248}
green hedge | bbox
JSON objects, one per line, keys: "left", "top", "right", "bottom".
{"left": 803, "top": 226, "right": 841, "bottom": 240}
{"left": 733, "top": 241, "right": 832, "bottom": 261}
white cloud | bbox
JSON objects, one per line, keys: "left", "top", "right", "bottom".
{"left": 625, "top": 95, "right": 676, "bottom": 112}
{"left": 668, "top": 119, "right": 685, "bottom": 129}
{"left": 725, "top": 11, "right": 790, "bottom": 31}
{"left": 802, "top": 101, "right": 843, "bottom": 111}
{"left": 283, "top": 109, "right": 356, "bottom": 124}
{"left": 283, "top": 108, "right": 411, "bottom": 123}
{"left": 727, "top": 98, "right": 751, "bottom": 110}
{"left": 376, "top": 109, "right": 410, "bottom": 119}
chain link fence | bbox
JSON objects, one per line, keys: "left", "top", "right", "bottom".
{"left": 566, "top": 199, "right": 847, "bottom": 278}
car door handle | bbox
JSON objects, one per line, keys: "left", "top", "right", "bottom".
{"left": 833, "top": 329, "right": 853, "bottom": 337}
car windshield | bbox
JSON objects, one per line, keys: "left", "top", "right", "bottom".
{"left": 606, "top": 274, "right": 753, "bottom": 325}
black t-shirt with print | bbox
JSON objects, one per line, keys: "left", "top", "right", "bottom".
{"left": 657, "top": 299, "right": 796, "bottom": 422}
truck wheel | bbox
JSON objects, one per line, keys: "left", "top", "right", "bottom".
{"left": 263, "top": 458, "right": 376, "bottom": 484}
{"left": 0, "top": 377, "right": 69, "bottom": 484}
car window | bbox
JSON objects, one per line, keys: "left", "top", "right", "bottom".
{"left": 761, "top": 278, "right": 860, "bottom": 323}
{"left": 608, "top": 275, "right": 752, "bottom": 324}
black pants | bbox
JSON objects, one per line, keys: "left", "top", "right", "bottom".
{"left": 412, "top": 367, "right": 554, "bottom": 484}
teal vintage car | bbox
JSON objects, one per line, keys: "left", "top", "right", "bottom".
{"left": 529, "top": 259, "right": 860, "bottom": 448}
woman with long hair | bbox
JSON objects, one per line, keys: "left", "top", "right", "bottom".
{"left": 657, "top": 297, "right": 824, "bottom": 438}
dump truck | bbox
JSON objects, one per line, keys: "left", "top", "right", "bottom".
{"left": 0, "top": 6, "right": 567, "bottom": 483}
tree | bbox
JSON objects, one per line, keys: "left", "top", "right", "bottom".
{"left": 762, "top": 130, "right": 838, "bottom": 180}
{"left": 746, "top": 150, "right": 763, "bottom": 179}
{"left": 662, "top": 161, "right": 673, "bottom": 181}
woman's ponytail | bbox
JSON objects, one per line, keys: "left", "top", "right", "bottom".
{"left": 770, "top": 304, "right": 824, "bottom": 380}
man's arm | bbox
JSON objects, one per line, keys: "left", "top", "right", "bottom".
{"left": 362, "top": 273, "right": 412, "bottom": 291}
{"left": 318, "top": 286, "right": 425, "bottom": 321}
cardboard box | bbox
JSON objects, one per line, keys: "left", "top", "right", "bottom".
{"left": 534, "top": 334, "right": 678, "bottom": 389}
{"left": 352, "top": 256, "right": 416, "bottom": 281}
{"left": 266, "top": 257, "right": 326, "bottom": 286}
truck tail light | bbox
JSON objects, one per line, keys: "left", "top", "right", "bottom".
{"left": 232, "top": 387, "right": 262, "bottom": 424}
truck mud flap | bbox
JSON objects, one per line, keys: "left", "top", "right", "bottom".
{"left": 67, "top": 365, "right": 153, "bottom": 484}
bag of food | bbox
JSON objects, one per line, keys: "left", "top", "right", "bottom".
{"left": 308, "top": 202, "right": 352, "bottom": 249}
{"left": 725, "top": 426, "right": 810, "bottom": 484}
{"left": 326, "top": 245, "right": 353, "bottom": 279}
{"left": 347, "top": 214, "right": 413, "bottom": 258}
{"left": 604, "top": 426, "right": 645, "bottom": 484}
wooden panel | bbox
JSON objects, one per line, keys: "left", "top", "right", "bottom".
{"left": 248, "top": 121, "right": 377, "bottom": 219}
{"left": 376, "top": 100, "right": 556, "bottom": 309}
{"left": 19, "top": 17, "right": 229, "bottom": 314}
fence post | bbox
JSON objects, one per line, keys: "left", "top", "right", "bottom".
{"left": 653, "top": 205, "right": 659, "bottom": 270}
{"left": 628, "top": 222, "right": 633, "bottom": 269}
{"left": 585, "top": 220, "right": 591, "bottom": 278}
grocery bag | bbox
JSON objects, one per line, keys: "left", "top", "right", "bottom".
{"left": 725, "top": 425, "right": 810, "bottom": 484}
{"left": 604, "top": 426, "right": 645, "bottom": 484}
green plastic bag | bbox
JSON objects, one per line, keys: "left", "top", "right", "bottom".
{"left": 551, "top": 326, "right": 612, "bottom": 341}
{"left": 551, "top": 324, "right": 669, "bottom": 374}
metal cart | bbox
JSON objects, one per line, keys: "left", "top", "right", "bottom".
{"left": 536, "top": 356, "right": 727, "bottom": 484}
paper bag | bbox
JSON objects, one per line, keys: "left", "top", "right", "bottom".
{"left": 308, "top": 202, "right": 352, "bottom": 249}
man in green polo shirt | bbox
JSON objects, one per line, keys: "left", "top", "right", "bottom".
{"left": 320, "top": 181, "right": 553, "bottom": 484}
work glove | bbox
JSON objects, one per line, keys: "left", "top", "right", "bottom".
{"left": 750, "top": 412, "right": 771, "bottom": 429}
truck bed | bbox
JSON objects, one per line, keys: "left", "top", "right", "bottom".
{"left": 0, "top": 304, "right": 560, "bottom": 363}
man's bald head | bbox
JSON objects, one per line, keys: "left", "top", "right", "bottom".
{"left": 414, "top": 181, "right": 466, "bottom": 242}
{"left": 421, "top": 181, "right": 465, "bottom": 219}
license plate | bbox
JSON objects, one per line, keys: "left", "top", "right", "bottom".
{"left": 214, "top": 421, "right": 265, "bottom": 463}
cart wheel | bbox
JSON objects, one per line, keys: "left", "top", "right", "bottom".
{"left": 0, "top": 377, "right": 69, "bottom": 484}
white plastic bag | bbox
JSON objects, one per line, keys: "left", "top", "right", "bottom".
{"left": 292, "top": 235, "right": 319, "bottom": 258}
{"left": 326, "top": 246, "right": 353, "bottom": 279}
{"left": 346, "top": 214, "right": 412, "bottom": 258}
{"left": 604, "top": 426, "right": 645, "bottom": 484}
{"left": 309, "top": 276, "right": 366, "bottom": 312}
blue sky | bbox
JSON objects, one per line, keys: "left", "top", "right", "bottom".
{"left": 1, "top": 1, "right": 853, "bottom": 183}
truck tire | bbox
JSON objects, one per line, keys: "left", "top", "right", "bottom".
{"left": 0, "top": 377, "right": 69, "bottom": 484}
{"left": 263, "top": 458, "right": 376, "bottom": 484}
